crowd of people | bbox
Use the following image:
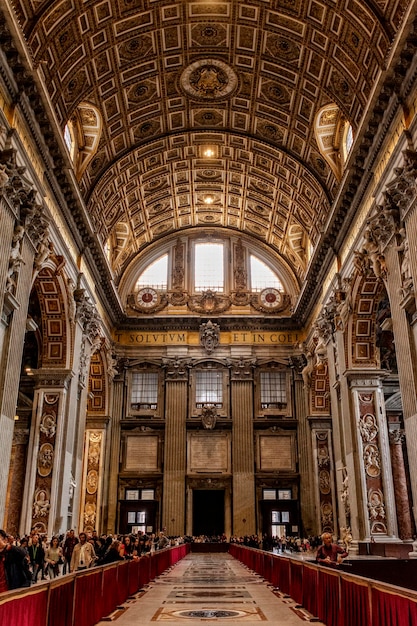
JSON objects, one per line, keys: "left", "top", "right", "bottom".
{"left": 0, "top": 528, "right": 175, "bottom": 592}
{"left": 0, "top": 528, "right": 348, "bottom": 593}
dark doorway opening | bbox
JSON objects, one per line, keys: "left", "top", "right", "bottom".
{"left": 193, "top": 489, "right": 224, "bottom": 536}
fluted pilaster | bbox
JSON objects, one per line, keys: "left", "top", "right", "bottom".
{"left": 231, "top": 370, "right": 255, "bottom": 536}
{"left": 162, "top": 370, "right": 188, "bottom": 536}
{"left": 106, "top": 376, "right": 124, "bottom": 533}
{"left": 0, "top": 229, "right": 35, "bottom": 526}
{"left": 295, "top": 376, "right": 315, "bottom": 535}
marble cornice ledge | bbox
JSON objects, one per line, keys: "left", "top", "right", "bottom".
{"left": 117, "top": 316, "right": 299, "bottom": 332}
{"left": 32, "top": 368, "right": 74, "bottom": 388}
{"left": 344, "top": 369, "right": 391, "bottom": 387}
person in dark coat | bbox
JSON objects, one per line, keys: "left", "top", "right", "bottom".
{"left": 0, "top": 529, "right": 31, "bottom": 591}
{"left": 28, "top": 533, "right": 45, "bottom": 582}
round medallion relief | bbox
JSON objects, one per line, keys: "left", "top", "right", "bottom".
{"left": 180, "top": 59, "right": 238, "bottom": 100}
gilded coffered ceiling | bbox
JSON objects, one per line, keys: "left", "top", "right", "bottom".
{"left": 8, "top": 0, "right": 413, "bottom": 287}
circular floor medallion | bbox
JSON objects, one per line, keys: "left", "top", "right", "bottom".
{"left": 175, "top": 609, "right": 243, "bottom": 619}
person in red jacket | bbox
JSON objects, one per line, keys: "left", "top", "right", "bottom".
{"left": 316, "top": 532, "right": 348, "bottom": 567}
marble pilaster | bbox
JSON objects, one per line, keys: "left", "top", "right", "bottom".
{"left": 348, "top": 375, "right": 398, "bottom": 540}
{"left": 0, "top": 226, "right": 36, "bottom": 526}
{"left": 162, "top": 363, "right": 188, "bottom": 536}
{"left": 106, "top": 374, "right": 124, "bottom": 534}
{"left": 295, "top": 375, "right": 315, "bottom": 535}
{"left": 231, "top": 363, "right": 255, "bottom": 536}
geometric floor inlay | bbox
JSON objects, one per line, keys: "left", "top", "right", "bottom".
{"left": 152, "top": 606, "right": 267, "bottom": 621}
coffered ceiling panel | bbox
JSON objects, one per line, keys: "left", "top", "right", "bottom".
{"left": 11, "top": 0, "right": 410, "bottom": 282}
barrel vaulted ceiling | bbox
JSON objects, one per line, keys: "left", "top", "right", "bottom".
{"left": 7, "top": 0, "right": 415, "bottom": 299}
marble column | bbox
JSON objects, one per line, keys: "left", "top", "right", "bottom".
{"left": 389, "top": 429, "right": 413, "bottom": 540}
{"left": 231, "top": 361, "right": 255, "bottom": 536}
{"left": 295, "top": 374, "right": 315, "bottom": 535}
{"left": 106, "top": 372, "right": 124, "bottom": 534}
{"left": 162, "top": 361, "right": 188, "bottom": 536}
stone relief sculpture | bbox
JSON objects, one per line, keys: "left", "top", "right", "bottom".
{"left": 359, "top": 413, "right": 378, "bottom": 442}
{"left": 201, "top": 405, "right": 217, "bottom": 430}
{"left": 199, "top": 320, "right": 220, "bottom": 354}
{"left": 40, "top": 413, "right": 56, "bottom": 438}
{"left": 6, "top": 225, "right": 25, "bottom": 294}
{"left": 368, "top": 488, "right": 386, "bottom": 529}
{"left": 397, "top": 228, "right": 413, "bottom": 298}
{"left": 340, "top": 472, "right": 350, "bottom": 518}
{"left": 363, "top": 443, "right": 381, "bottom": 477}
{"left": 33, "top": 489, "right": 50, "bottom": 518}
{"left": 301, "top": 350, "right": 314, "bottom": 389}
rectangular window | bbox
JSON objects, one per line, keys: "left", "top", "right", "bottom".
{"left": 126, "top": 489, "right": 140, "bottom": 500}
{"left": 127, "top": 511, "right": 136, "bottom": 524}
{"left": 260, "top": 371, "right": 287, "bottom": 409}
{"left": 278, "top": 489, "right": 292, "bottom": 500}
{"left": 141, "top": 489, "right": 155, "bottom": 500}
{"left": 281, "top": 511, "right": 290, "bottom": 523}
{"left": 137, "top": 512, "right": 146, "bottom": 524}
{"left": 263, "top": 489, "right": 277, "bottom": 500}
{"left": 272, "top": 524, "right": 286, "bottom": 538}
{"left": 131, "top": 372, "right": 158, "bottom": 410}
{"left": 195, "top": 243, "right": 224, "bottom": 292}
{"left": 195, "top": 370, "right": 223, "bottom": 407}
{"left": 272, "top": 511, "right": 280, "bottom": 523}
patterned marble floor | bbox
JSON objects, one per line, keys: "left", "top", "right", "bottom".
{"left": 96, "top": 553, "right": 325, "bottom": 625}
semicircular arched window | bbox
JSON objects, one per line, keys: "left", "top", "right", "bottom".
{"left": 136, "top": 254, "right": 168, "bottom": 290}
{"left": 250, "top": 255, "right": 283, "bottom": 291}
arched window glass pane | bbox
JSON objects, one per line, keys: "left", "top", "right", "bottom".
{"left": 195, "top": 243, "right": 224, "bottom": 292}
{"left": 250, "top": 256, "right": 283, "bottom": 291}
{"left": 64, "top": 124, "right": 72, "bottom": 152}
{"left": 345, "top": 124, "right": 353, "bottom": 155}
{"left": 137, "top": 254, "right": 168, "bottom": 289}
{"left": 104, "top": 238, "right": 110, "bottom": 260}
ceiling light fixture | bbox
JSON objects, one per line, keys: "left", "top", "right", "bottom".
{"left": 204, "top": 195, "right": 214, "bottom": 204}
{"left": 203, "top": 148, "right": 215, "bottom": 158}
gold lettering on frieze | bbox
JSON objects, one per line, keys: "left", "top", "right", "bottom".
{"left": 114, "top": 331, "right": 300, "bottom": 346}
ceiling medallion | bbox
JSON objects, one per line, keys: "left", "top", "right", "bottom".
{"left": 180, "top": 59, "right": 238, "bottom": 100}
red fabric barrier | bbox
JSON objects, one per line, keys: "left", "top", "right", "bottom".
{"left": 73, "top": 568, "right": 103, "bottom": 626}
{"left": 101, "top": 565, "right": 118, "bottom": 618}
{"left": 371, "top": 588, "right": 416, "bottom": 626}
{"left": 0, "top": 586, "right": 48, "bottom": 626}
{"left": 302, "top": 564, "right": 318, "bottom": 617}
{"left": 139, "top": 554, "right": 151, "bottom": 588}
{"left": 116, "top": 561, "right": 129, "bottom": 606}
{"left": 48, "top": 577, "right": 75, "bottom": 626}
{"left": 341, "top": 578, "right": 370, "bottom": 626}
{"left": 290, "top": 560, "right": 303, "bottom": 605}
{"left": 278, "top": 557, "right": 290, "bottom": 595}
{"left": 0, "top": 544, "right": 189, "bottom": 626}
{"left": 128, "top": 558, "right": 140, "bottom": 596}
{"left": 269, "top": 554, "right": 280, "bottom": 589}
{"left": 317, "top": 568, "right": 340, "bottom": 626}
{"left": 150, "top": 552, "right": 157, "bottom": 580}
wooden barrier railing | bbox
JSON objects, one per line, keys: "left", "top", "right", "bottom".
{"left": 229, "top": 544, "right": 417, "bottom": 626}
{"left": 0, "top": 543, "right": 190, "bottom": 626}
